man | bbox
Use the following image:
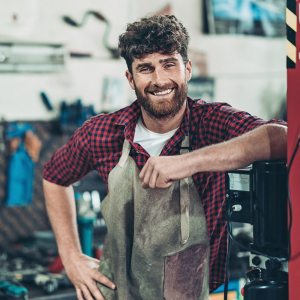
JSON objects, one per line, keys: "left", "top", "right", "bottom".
{"left": 43, "top": 15, "right": 287, "bottom": 300}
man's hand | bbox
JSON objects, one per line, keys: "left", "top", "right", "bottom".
{"left": 63, "top": 252, "right": 116, "bottom": 300}
{"left": 139, "top": 124, "right": 287, "bottom": 190}
{"left": 139, "top": 155, "right": 190, "bottom": 189}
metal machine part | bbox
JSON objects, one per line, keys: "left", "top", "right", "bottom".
{"left": 226, "top": 160, "right": 288, "bottom": 300}
{"left": 244, "top": 268, "right": 288, "bottom": 300}
{"left": 0, "top": 42, "right": 65, "bottom": 73}
{"left": 252, "top": 160, "right": 288, "bottom": 258}
{"left": 249, "top": 254, "right": 288, "bottom": 273}
{"left": 226, "top": 167, "right": 253, "bottom": 224}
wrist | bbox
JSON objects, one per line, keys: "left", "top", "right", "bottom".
{"left": 181, "top": 152, "right": 199, "bottom": 178}
{"left": 59, "top": 247, "right": 82, "bottom": 263}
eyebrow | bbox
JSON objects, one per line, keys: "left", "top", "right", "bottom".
{"left": 135, "top": 62, "right": 152, "bottom": 71}
{"left": 159, "top": 57, "right": 179, "bottom": 64}
{"left": 135, "top": 57, "right": 179, "bottom": 71}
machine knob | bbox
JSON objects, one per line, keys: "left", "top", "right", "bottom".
{"left": 246, "top": 268, "right": 261, "bottom": 281}
{"left": 265, "top": 259, "right": 281, "bottom": 270}
{"left": 251, "top": 256, "right": 262, "bottom": 266}
{"left": 233, "top": 192, "right": 239, "bottom": 199}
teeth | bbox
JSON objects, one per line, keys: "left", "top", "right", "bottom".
{"left": 153, "top": 89, "right": 172, "bottom": 96}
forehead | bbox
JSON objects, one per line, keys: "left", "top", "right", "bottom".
{"left": 132, "top": 52, "right": 184, "bottom": 66}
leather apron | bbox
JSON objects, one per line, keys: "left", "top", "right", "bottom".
{"left": 97, "top": 134, "right": 210, "bottom": 300}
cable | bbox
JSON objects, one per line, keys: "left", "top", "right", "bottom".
{"left": 228, "top": 224, "right": 283, "bottom": 261}
{"left": 224, "top": 218, "right": 232, "bottom": 300}
{"left": 286, "top": 134, "right": 300, "bottom": 261}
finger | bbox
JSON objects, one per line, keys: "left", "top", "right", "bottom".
{"left": 93, "top": 269, "right": 116, "bottom": 290}
{"left": 87, "top": 280, "right": 105, "bottom": 300}
{"left": 141, "top": 182, "right": 150, "bottom": 189}
{"left": 91, "top": 257, "right": 100, "bottom": 264}
{"left": 142, "top": 164, "right": 154, "bottom": 187}
{"left": 139, "top": 160, "right": 149, "bottom": 179}
{"left": 149, "top": 169, "right": 159, "bottom": 189}
{"left": 156, "top": 177, "right": 174, "bottom": 189}
{"left": 81, "top": 285, "right": 94, "bottom": 300}
{"left": 76, "top": 288, "right": 84, "bottom": 300}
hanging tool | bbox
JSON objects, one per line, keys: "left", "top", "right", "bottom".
{"left": 62, "top": 10, "right": 120, "bottom": 59}
{"left": 5, "top": 123, "right": 41, "bottom": 206}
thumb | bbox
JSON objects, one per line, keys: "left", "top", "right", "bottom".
{"left": 156, "top": 179, "right": 174, "bottom": 188}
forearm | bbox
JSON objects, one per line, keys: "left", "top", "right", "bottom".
{"left": 43, "top": 179, "right": 82, "bottom": 262}
{"left": 43, "top": 179, "right": 116, "bottom": 299}
{"left": 187, "top": 124, "right": 287, "bottom": 174}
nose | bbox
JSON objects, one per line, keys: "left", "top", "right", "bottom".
{"left": 151, "top": 67, "right": 168, "bottom": 87}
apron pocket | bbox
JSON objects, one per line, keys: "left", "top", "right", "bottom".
{"left": 164, "top": 244, "right": 208, "bottom": 300}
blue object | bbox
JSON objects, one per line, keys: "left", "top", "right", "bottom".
{"left": 59, "top": 100, "right": 96, "bottom": 129}
{"left": 77, "top": 217, "right": 96, "bottom": 257}
{"left": 211, "top": 280, "right": 241, "bottom": 298}
{"left": 40, "top": 92, "right": 53, "bottom": 111}
{"left": 7, "top": 285, "right": 28, "bottom": 296}
{"left": 6, "top": 123, "right": 35, "bottom": 206}
{"left": 0, "top": 281, "right": 10, "bottom": 289}
{"left": 0, "top": 280, "right": 28, "bottom": 298}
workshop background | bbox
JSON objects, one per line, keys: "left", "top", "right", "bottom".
{"left": 0, "top": 0, "right": 287, "bottom": 299}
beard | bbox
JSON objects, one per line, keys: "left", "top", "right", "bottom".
{"left": 134, "top": 80, "right": 188, "bottom": 120}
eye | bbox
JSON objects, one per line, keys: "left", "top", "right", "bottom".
{"left": 140, "top": 67, "right": 151, "bottom": 73}
{"left": 165, "top": 63, "right": 175, "bottom": 68}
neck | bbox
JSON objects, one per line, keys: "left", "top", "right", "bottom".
{"left": 140, "top": 100, "right": 186, "bottom": 134}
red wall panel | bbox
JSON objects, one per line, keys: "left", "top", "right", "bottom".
{"left": 287, "top": 2, "right": 300, "bottom": 297}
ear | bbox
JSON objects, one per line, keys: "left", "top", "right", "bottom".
{"left": 126, "top": 70, "right": 135, "bottom": 90}
{"left": 185, "top": 59, "right": 192, "bottom": 82}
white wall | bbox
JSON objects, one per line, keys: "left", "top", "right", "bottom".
{"left": 0, "top": 0, "right": 135, "bottom": 121}
{"left": 0, "top": 0, "right": 286, "bottom": 121}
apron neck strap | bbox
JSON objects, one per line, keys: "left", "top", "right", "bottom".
{"left": 180, "top": 103, "right": 192, "bottom": 245}
{"left": 180, "top": 135, "right": 189, "bottom": 155}
{"left": 119, "top": 138, "right": 131, "bottom": 168}
{"left": 180, "top": 105, "right": 191, "bottom": 155}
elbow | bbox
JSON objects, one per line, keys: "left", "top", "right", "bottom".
{"left": 267, "top": 125, "right": 287, "bottom": 160}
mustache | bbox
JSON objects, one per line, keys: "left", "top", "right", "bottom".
{"left": 145, "top": 83, "right": 178, "bottom": 94}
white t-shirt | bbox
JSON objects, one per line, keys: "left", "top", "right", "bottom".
{"left": 133, "top": 117, "right": 179, "bottom": 157}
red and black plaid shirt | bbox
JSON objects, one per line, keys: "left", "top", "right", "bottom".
{"left": 43, "top": 97, "right": 286, "bottom": 292}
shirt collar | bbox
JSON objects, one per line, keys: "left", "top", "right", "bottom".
{"left": 114, "top": 100, "right": 141, "bottom": 128}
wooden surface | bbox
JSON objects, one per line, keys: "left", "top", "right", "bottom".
{"left": 210, "top": 291, "right": 238, "bottom": 300}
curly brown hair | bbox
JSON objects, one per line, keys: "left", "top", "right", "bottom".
{"left": 118, "top": 15, "right": 190, "bottom": 74}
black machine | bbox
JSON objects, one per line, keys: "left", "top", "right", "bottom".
{"left": 225, "top": 160, "right": 288, "bottom": 300}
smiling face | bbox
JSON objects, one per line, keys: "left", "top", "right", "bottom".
{"left": 126, "top": 52, "right": 192, "bottom": 120}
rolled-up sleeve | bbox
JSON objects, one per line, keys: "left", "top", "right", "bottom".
{"left": 204, "top": 103, "right": 287, "bottom": 143}
{"left": 43, "top": 119, "right": 94, "bottom": 186}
